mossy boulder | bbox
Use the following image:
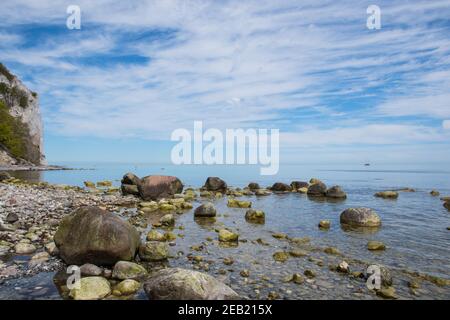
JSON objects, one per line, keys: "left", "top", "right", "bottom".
{"left": 307, "top": 182, "right": 327, "bottom": 197}
{"left": 194, "top": 202, "right": 217, "bottom": 217}
{"left": 273, "top": 251, "right": 289, "bottom": 262}
{"left": 227, "top": 199, "right": 252, "bottom": 208}
{"left": 138, "top": 175, "right": 183, "bottom": 201}
{"left": 203, "top": 177, "right": 227, "bottom": 192}
{"left": 218, "top": 229, "right": 239, "bottom": 242}
{"left": 340, "top": 207, "right": 381, "bottom": 227}
{"left": 367, "top": 241, "right": 386, "bottom": 251}
{"left": 290, "top": 181, "right": 309, "bottom": 191}
{"left": 69, "top": 276, "right": 111, "bottom": 300}
{"left": 326, "top": 185, "right": 347, "bottom": 199}
{"left": 138, "top": 241, "right": 169, "bottom": 261}
{"left": 112, "top": 261, "right": 147, "bottom": 280}
{"left": 144, "top": 268, "right": 238, "bottom": 300}
{"left": 146, "top": 230, "right": 165, "bottom": 241}
{"left": 248, "top": 182, "right": 260, "bottom": 190}
{"left": 270, "top": 182, "right": 291, "bottom": 192}
{"left": 54, "top": 206, "right": 140, "bottom": 265}
{"left": 245, "top": 209, "right": 265, "bottom": 223}
{"left": 14, "top": 243, "right": 36, "bottom": 254}
{"left": 115, "top": 279, "right": 140, "bottom": 295}
{"left": 374, "top": 191, "right": 399, "bottom": 199}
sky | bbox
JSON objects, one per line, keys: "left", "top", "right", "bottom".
{"left": 1, "top": 0, "right": 450, "bottom": 165}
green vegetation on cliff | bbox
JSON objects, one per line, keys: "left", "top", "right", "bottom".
{"left": 0, "top": 63, "right": 29, "bottom": 108}
{"left": 0, "top": 100, "right": 26, "bottom": 159}
{"left": 0, "top": 63, "right": 14, "bottom": 82}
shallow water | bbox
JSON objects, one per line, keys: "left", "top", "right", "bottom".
{"left": 2, "top": 162, "right": 450, "bottom": 299}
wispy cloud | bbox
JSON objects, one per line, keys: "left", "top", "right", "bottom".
{"left": 1, "top": 0, "right": 450, "bottom": 162}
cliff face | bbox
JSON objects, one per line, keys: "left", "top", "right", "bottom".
{"left": 0, "top": 63, "right": 45, "bottom": 166}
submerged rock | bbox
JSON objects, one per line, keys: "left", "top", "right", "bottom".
{"left": 194, "top": 202, "right": 217, "bottom": 218}
{"left": 138, "top": 175, "right": 183, "bottom": 200}
{"left": 326, "top": 186, "right": 347, "bottom": 199}
{"left": 245, "top": 209, "right": 265, "bottom": 224}
{"left": 340, "top": 207, "right": 381, "bottom": 227}
{"left": 376, "top": 286, "right": 397, "bottom": 299}
{"left": 218, "top": 229, "right": 239, "bottom": 242}
{"left": 307, "top": 182, "right": 327, "bottom": 197}
{"left": 203, "top": 177, "right": 227, "bottom": 192}
{"left": 227, "top": 199, "right": 252, "bottom": 208}
{"left": 374, "top": 191, "right": 399, "bottom": 199}
{"left": 367, "top": 241, "right": 386, "bottom": 251}
{"left": 430, "top": 190, "right": 440, "bottom": 196}
{"left": 143, "top": 268, "right": 239, "bottom": 300}
{"left": 318, "top": 220, "right": 330, "bottom": 229}
{"left": 273, "top": 251, "right": 289, "bottom": 262}
{"left": 255, "top": 189, "right": 271, "bottom": 196}
{"left": 112, "top": 261, "right": 147, "bottom": 280}
{"left": 54, "top": 206, "right": 140, "bottom": 265}
{"left": 69, "top": 276, "right": 111, "bottom": 300}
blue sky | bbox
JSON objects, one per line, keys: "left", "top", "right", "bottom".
{"left": 1, "top": 0, "right": 450, "bottom": 165}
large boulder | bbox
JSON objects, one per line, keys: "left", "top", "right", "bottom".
{"left": 271, "top": 182, "right": 291, "bottom": 192}
{"left": 138, "top": 241, "right": 169, "bottom": 261}
{"left": 194, "top": 202, "right": 217, "bottom": 218}
{"left": 245, "top": 209, "right": 265, "bottom": 224}
{"left": 144, "top": 268, "right": 239, "bottom": 300}
{"left": 203, "top": 177, "right": 227, "bottom": 192}
{"left": 326, "top": 185, "right": 347, "bottom": 199}
{"left": 307, "top": 182, "right": 327, "bottom": 196}
{"left": 138, "top": 175, "right": 183, "bottom": 200}
{"left": 112, "top": 261, "right": 147, "bottom": 280}
{"left": 444, "top": 201, "right": 450, "bottom": 211}
{"left": 247, "top": 182, "right": 260, "bottom": 190}
{"left": 340, "top": 207, "right": 381, "bottom": 227}
{"left": 121, "top": 173, "right": 141, "bottom": 196}
{"left": 54, "top": 206, "right": 140, "bottom": 265}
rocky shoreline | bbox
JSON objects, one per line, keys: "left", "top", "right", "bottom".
{"left": 0, "top": 173, "right": 449, "bottom": 300}
{"left": 0, "top": 164, "right": 73, "bottom": 171}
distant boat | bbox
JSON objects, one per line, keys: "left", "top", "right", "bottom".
{"left": 364, "top": 163, "right": 370, "bottom": 166}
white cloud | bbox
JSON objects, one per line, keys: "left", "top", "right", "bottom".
{"left": 443, "top": 120, "right": 450, "bottom": 130}
{"left": 0, "top": 0, "right": 449, "bottom": 156}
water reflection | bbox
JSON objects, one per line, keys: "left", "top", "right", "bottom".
{"left": 340, "top": 223, "right": 381, "bottom": 235}
{"left": 6, "top": 170, "right": 42, "bottom": 183}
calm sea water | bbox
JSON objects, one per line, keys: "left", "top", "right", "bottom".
{"left": 3, "top": 162, "right": 450, "bottom": 299}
